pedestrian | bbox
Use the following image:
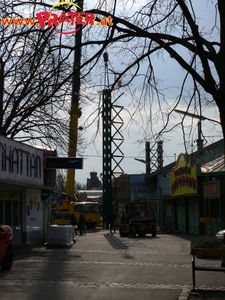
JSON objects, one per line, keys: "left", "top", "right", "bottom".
{"left": 70, "top": 213, "right": 77, "bottom": 235}
{"left": 110, "top": 210, "right": 116, "bottom": 234}
{"left": 79, "top": 212, "right": 86, "bottom": 236}
{"left": 120, "top": 211, "right": 126, "bottom": 224}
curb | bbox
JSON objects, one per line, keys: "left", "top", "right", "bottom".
{"left": 178, "top": 288, "right": 191, "bottom": 300}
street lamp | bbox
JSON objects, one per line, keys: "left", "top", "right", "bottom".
{"left": 174, "top": 109, "right": 221, "bottom": 125}
{"left": 174, "top": 109, "right": 221, "bottom": 151}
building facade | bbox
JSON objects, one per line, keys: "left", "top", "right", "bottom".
{"left": 114, "top": 139, "right": 224, "bottom": 236}
{"left": 157, "top": 139, "right": 224, "bottom": 235}
{"left": 86, "top": 171, "right": 102, "bottom": 190}
{"left": 0, "top": 135, "right": 55, "bottom": 244}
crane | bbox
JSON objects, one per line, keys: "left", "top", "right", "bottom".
{"left": 66, "top": 0, "right": 83, "bottom": 197}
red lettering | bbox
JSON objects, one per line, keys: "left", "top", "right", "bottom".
{"left": 1, "top": 18, "right": 13, "bottom": 26}
{"left": 76, "top": 12, "right": 85, "bottom": 24}
{"left": 107, "top": 16, "right": 113, "bottom": 26}
{"left": 67, "top": 12, "right": 78, "bottom": 25}
{"left": 100, "top": 18, "right": 107, "bottom": 26}
{"left": 58, "top": 12, "right": 71, "bottom": 24}
{"left": 13, "top": 18, "right": 25, "bottom": 26}
{"left": 36, "top": 12, "right": 50, "bottom": 28}
{"left": 85, "top": 12, "right": 95, "bottom": 25}
{"left": 48, "top": 13, "right": 59, "bottom": 28}
{"left": 25, "top": 18, "right": 36, "bottom": 26}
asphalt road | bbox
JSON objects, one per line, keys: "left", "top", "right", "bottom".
{"left": 1, "top": 230, "right": 225, "bottom": 300}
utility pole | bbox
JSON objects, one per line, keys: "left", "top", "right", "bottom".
{"left": 146, "top": 141, "right": 150, "bottom": 174}
{"left": 66, "top": 0, "right": 83, "bottom": 196}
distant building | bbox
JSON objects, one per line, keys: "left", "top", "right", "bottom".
{"left": 86, "top": 171, "right": 102, "bottom": 190}
{"left": 78, "top": 190, "right": 103, "bottom": 204}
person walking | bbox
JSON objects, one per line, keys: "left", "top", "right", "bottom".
{"left": 110, "top": 210, "right": 116, "bottom": 234}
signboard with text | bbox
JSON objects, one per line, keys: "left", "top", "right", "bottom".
{"left": 170, "top": 153, "right": 197, "bottom": 196}
{"left": 0, "top": 135, "right": 43, "bottom": 186}
{"left": 45, "top": 157, "right": 83, "bottom": 169}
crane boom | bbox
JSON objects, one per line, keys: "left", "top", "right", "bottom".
{"left": 66, "top": 0, "right": 83, "bottom": 196}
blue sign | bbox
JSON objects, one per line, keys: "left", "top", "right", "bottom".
{"left": 130, "top": 174, "right": 157, "bottom": 201}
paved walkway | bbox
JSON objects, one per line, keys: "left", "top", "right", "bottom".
{"left": 2, "top": 230, "right": 225, "bottom": 300}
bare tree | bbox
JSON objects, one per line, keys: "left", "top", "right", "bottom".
{"left": 83, "top": 0, "right": 224, "bottom": 150}
{"left": 0, "top": 0, "right": 86, "bottom": 153}
{"left": 55, "top": 171, "right": 66, "bottom": 192}
{"left": 1, "top": 0, "right": 224, "bottom": 155}
{"left": 75, "top": 0, "right": 223, "bottom": 152}
{"left": 75, "top": 181, "right": 86, "bottom": 191}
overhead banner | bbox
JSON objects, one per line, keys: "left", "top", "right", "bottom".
{"left": 170, "top": 153, "right": 197, "bottom": 196}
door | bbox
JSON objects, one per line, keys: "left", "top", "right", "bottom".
{"left": 176, "top": 198, "right": 186, "bottom": 232}
{"left": 188, "top": 197, "right": 199, "bottom": 235}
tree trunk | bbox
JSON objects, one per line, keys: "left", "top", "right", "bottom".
{"left": 215, "top": 1, "right": 225, "bottom": 138}
{"left": 0, "top": 57, "right": 4, "bottom": 133}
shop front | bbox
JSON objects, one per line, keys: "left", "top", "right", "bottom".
{"left": 167, "top": 153, "right": 200, "bottom": 235}
{"left": 0, "top": 135, "right": 45, "bottom": 244}
{"left": 200, "top": 179, "right": 223, "bottom": 235}
{"left": 0, "top": 189, "right": 22, "bottom": 243}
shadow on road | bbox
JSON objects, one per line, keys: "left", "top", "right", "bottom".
{"left": 103, "top": 233, "right": 129, "bottom": 250}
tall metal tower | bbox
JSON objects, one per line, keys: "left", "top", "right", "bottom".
{"left": 147, "top": 141, "right": 163, "bottom": 172}
{"left": 135, "top": 141, "right": 163, "bottom": 173}
{"left": 102, "top": 88, "right": 112, "bottom": 229}
{"left": 102, "top": 53, "right": 124, "bottom": 229}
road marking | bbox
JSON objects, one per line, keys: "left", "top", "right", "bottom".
{"left": 15, "top": 258, "right": 192, "bottom": 268}
{"left": 0, "top": 279, "right": 225, "bottom": 293}
{"left": 16, "top": 258, "right": 223, "bottom": 269}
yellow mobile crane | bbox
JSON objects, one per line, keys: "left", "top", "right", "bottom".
{"left": 52, "top": 1, "right": 102, "bottom": 229}
{"left": 66, "top": 0, "right": 83, "bottom": 197}
{"left": 53, "top": 194, "right": 102, "bottom": 229}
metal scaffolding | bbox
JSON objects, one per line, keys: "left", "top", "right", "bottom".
{"left": 146, "top": 141, "right": 163, "bottom": 173}
{"left": 102, "top": 88, "right": 112, "bottom": 229}
{"left": 102, "top": 53, "right": 124, "bottom": 229}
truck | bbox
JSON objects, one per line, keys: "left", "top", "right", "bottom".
{"left": 0, "top": 225, "right": 13, "bottom": 270}
{"left": 53, "top": 198, "right": 102, "bottom": 229}
{"left": 119, "top": 201, "right": 157, "bottom": 238}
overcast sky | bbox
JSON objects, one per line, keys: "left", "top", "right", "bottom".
{"left": 72, "top": 0, "right": 222, "bottom": 185}
{"left": 26, "top": 1, "right": 221, "bottom": 185}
